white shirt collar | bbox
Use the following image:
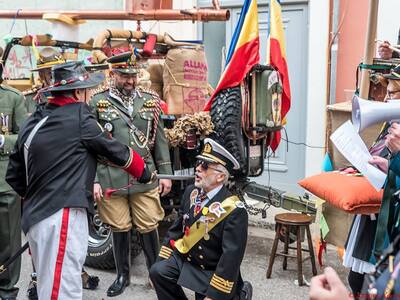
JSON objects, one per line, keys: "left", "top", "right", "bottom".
{"left": 205, "top": 185, "right": 223, "bottom": 200}
{"left": 200, "top": 185, "right": 223, "bottom": 208}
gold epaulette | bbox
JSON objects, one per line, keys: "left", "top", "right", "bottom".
{"left": 91, "top": 80, "right": 109, "bottom": 96}
{"left": 137, "top": 86, "right": 161, "bottom": 99}
{"left": 22, "top": 86, "right": 40, "bottom": 96}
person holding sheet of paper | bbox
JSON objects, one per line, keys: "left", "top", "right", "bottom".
{"left": 342, "top": 66, "right": 400, "bottom": 299}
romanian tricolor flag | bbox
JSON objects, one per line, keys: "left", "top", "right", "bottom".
{"left": 204, "top": 0, "right": 260, "bottom": 111}
{"left": 268, "top": 0, "right": 291, "bottom": 151}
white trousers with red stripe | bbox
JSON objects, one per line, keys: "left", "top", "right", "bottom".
{"left": 26, "top": 208, "right": 88, "bottom": 300}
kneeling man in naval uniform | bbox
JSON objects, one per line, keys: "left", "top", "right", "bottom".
{"left": 150, "top": 138, "right": 252, "bottom": 300}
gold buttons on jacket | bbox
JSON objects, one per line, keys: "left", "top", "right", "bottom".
{"left": 198, "top": 246, "right": 202, "bottom": 250}
{"left": 199, "top": 255, "right": 204, "bottom": 259}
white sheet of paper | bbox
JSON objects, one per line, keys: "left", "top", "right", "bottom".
{"left": 330, "top": 120, "right": 386, "bottom": 191}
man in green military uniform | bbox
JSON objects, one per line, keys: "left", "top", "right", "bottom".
{"left": 0, "top": 46, "right": 28, "bottom": 300}
{"left": 91, "top": 50, "right": 172, "bottom": 297}
{"left": 23, "top": 47, "right": 65, "bottom": 114}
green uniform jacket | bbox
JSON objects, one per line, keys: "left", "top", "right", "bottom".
{"left": 0, "top": 84, "right": 28, "bottom": 193}
{"left": 23, "top": 86, "right": 48, "bottom": 115}
{"left": 90, "top": 87, "right": 172, "bottom": 194}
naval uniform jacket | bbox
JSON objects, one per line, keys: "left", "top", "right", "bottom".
{"left": 6, "top": 100, "right": 143, "bottom": 234}
{"left": 90, "top": 87, "right": 172, "bottom": 194}
{"left": 365, "top": 249, "right": 400, "bottom": 299}
{"left": 159, "top": 184, "right": 248, "bottom": 300}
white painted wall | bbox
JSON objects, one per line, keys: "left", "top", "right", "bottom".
{"left": 304, "top": 0, "right": 329, "bottom": 177}
{"left": 377, "top": 0, "right": 400, "bottom": 44}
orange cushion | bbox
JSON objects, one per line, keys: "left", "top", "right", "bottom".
{"left": 298, "top": 172, "right": 383, "bottom": 214}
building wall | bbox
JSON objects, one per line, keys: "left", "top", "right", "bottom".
{"left": 304, "top": 0, "right": 329, "bottom": 177}
{"left": 334, "top": 0, "right": 368, "bottom": 103}
{"left": 377, "top": 0, "right": 400, "bottom": 45}
{"left": 334, "top": 0, "right": 400, "bottom": 103}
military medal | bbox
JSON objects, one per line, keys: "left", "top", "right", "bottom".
{"left": 190, "top": 189, "right": 199, "bottom": 206}
{"left": 204, "top": 229, "right": 210, "bottom": 240}
{"left": 104, "top": 122, "right": 113, "bottom": 132}
{"left": 202, "top": 207, "right": 209, "bottom": 215}
{"left": 1, "top": 113, "right": 9, "bottom": 135}
{"left": 204, "top": 217, "right": 212, "bottom": 240}
{"left": 182, "top": 214, "right": 189, "bottom": 233}
{"left": 209, "top": 202, "right": 226, "bottom": 218}
{"left": 194, "top": 198, "right": 202, "bottom": 216}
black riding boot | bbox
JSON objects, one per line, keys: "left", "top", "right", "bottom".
{"left": 139, "top": 229, "right": 160, "bottom": 270}
{"left": 107, "top": 231, "right": 131, "bottom": 297}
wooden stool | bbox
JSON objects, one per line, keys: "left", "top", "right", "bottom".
{"left": 266, "top": 213, "right": 317, "bottom": 286}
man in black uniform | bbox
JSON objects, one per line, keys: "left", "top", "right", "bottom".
{"left": 150, "top": 138, "right": 252, "bottom": 300}
{"left": 6, "top": 61, "right": 152, "bottom": 300}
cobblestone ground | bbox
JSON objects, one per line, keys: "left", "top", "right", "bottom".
{"left": 16, "top": 225, "right": 347, "bottom": 300}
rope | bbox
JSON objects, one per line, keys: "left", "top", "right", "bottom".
{"left": 163, "top": 62, "right": 190, "bottom": 88}
{"left": 149, "top": 97, "right": 161, "bottom": 149}
{"left": 8, "top": 9, "right": 21, "bottom": 34}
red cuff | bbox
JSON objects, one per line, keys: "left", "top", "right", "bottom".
{"left": 123, "top": 148, "right": 144, "bottom": 179}
{"left": 169, "top": 239, "right": 176, "bottom": 249}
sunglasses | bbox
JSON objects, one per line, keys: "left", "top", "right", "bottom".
{"left": 196, "top": 160, "right": 223, "bottom": 173}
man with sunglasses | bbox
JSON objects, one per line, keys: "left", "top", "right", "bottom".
{"left": 150, "top": 138, "right": 252, "bottom": 300}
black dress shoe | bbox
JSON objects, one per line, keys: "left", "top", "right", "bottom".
{"left": 240, "top": 281, "right": 253, "bottom": 300}
{"left": 106, "top": 275, "right": 130, "bottom": 297}
{"left": 82, "top": 270, "right": 99, "bottom": 290}
{"left": 27, "top": 272, "right": 38, "bottom": 300}
{"left": 27, "top": 281, "right": 38, "bottom": 300}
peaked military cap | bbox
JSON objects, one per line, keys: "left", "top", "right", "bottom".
{"left": 196, "top": 138, "right": 240, "bottom": 173}
{"left": 107, "top": 50, "right": 146, "bottom": 75}
{"left": 31, "top": 47, "right": 65, "bottom": 71}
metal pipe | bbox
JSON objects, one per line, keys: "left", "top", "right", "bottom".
{"left": 0, "top": 9, "right": 230, "bottom": 21}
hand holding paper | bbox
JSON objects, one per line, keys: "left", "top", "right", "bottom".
{"left": 330, "top": 121, "right": 386, "bottom": 190}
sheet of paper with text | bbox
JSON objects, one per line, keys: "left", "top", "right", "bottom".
{"left": 330, "top": 120, "right": 386, "bottom": 191}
